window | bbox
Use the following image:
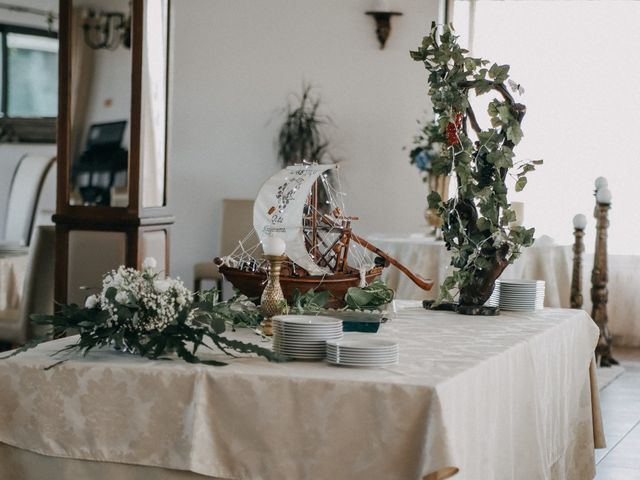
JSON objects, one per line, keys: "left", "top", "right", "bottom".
{"left": 451, "top": 1, "right": 640, "bottom": 255}
{"left": 0, "top": 24, "right": 58, "bottom": 143}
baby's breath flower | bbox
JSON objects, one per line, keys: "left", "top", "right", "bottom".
{"left": 85, "top": 294, "right": 98, "bottom": 309}
{"left": 142, "top": 257, "right": 157, "bottom": 270}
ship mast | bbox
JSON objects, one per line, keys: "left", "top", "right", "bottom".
{"left": 311, "top": 180, "right": 319, "bottom": 260}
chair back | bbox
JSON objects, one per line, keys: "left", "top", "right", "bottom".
{"left": 4, "top": 155, "right": 56, "bottom": 246}
{"left": 221, "top": 199, "right": 254, "bottom": 256}
{"left": 19, "top": 225, "right": 55, "bottom": 342}
{"left": 30, "top": 159, "right": 57, "bottom": 244}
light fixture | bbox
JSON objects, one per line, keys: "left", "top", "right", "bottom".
{"left": 365, "top": 1, "right": 402, "bottom": 50}
{"left": 81, "top": 4, "right": 131, "bottom": 50}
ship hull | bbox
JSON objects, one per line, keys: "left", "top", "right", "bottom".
{"left": 218, "top": 265, "right": 384, "bottom": 308}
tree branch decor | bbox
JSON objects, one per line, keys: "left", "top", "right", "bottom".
{"left": 410, "top": 24, "right": 542, "bottom": 312}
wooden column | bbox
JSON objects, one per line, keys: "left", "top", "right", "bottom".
{"left": 570, "top": 213, "right": 587, "bottom": 309}
{"left": 591, "top": 198, "right": 617, "bottom": 366}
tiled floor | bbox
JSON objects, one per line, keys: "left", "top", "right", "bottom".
{"left": 594, "top": 347, "right": 640, "bottom": 480}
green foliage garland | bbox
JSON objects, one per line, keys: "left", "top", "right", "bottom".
{"left": 410, "top": 24, "right": 542, "bottom": 306}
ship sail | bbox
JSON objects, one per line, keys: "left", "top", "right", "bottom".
{"left": 253, "top": 163, "right": 337, "bottom": 275}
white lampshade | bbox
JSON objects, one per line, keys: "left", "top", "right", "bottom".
{"left": 596, "top": 187, "right": 612, "bottom": 205}
{"left": 510, "top": 202, "right": 524, "bottom": 227}
{"left": 263, "top": 236, "right": 286, "bottom": 256}
{"left": 594, "top": 177, "right": 608, "bottom": 191}
{"left": 572, "top": 214, "right": 587, "bottom": 230}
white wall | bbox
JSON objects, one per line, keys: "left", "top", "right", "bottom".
{"left": 169, "top": 0, "right": 441, "bottom": 285}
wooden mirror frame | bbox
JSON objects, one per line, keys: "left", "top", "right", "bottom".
{"left": 54, "top": 0, "right": 174, "bottom": 304}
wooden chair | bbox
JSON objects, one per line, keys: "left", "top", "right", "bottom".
{"left": 194, "top": 199, "right": 254, "bottom": 297}
{"left": 0, "top": 226, "right": 55, "bottom": 345}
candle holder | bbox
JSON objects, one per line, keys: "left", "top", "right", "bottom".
{"left": 591, "top": 199, "right": 618, "bottom": 366}
{"left": 365, "top": 10, "right": 402, "bottom": 49}
{"left": 570, "top": 222, "right": 585, "bottom": 309}
{"left": 260, "top": 255, "right": 288, "bottom": 336}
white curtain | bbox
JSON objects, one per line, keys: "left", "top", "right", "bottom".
{"left": 70, "top": 8, "right": 95, "bottom": 163}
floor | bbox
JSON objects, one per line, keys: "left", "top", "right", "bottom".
{"left": 594, "top": 347, "right": 640, "bottom": 479}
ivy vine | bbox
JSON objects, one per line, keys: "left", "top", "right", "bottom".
{"left": 410, "top": 23, "right": 542, "bottom": 305}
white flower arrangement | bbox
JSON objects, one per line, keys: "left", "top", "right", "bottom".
{"left": 85, "top": 258, "right": 193, "bottom": 335}
{"left": 6, "top": 259, "right": 280, "bottom": 368}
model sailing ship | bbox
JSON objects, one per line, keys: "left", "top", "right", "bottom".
{"left": 215, "top": 163, "right": 434, "bottom": 307}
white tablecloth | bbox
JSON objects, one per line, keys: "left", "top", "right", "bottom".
{"left": 369, "top": 233, "right": 640, "bottom": 346}
{"left": 0, "top": 305, "right": 602, "bottom": 480}
{"left": 0, "top": 254, "right": 28, "bottom": 311}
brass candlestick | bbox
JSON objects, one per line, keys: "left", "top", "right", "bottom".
{"left": 591, "top": 197, "right": 617, "bottom": 366}
{"left": 570, "top": 216, "right": 586, "bottom": 309}
{"left": 260, "top": 255, "right": 287, "bottom": 336}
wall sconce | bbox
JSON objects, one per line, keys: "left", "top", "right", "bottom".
{"left": 365, "top": 3, "right": 402, "bottom": 50}
{"left": 81, "top": 6, "right": 131, "bottom": 50}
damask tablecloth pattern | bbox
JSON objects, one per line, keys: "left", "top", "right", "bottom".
{"left": 0, "top": 305, "right": 602, "bottom": 480}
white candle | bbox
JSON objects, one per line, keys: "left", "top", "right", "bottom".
{"left": 572, "top": 213, "right": 587, "bottom": 230}
{"left": 510, "top": 201, "right": 525, "bottom": 227}
{"left": 263, "top": 236, "right": 286, "bottom": 256}
{"left": 596, "top": 187, "right": 612, "bottom": 205}
{"left": 594, "top": 176, "right": 608, "bottom": 191}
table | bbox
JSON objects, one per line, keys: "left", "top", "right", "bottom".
{"left": 0, "top": 304, "right": 603, "bottom": 479}
{"left": 0, "top": 253, "right": 28, "bottom": 312}
{"left": 367, "top": 233, "right": 572, "bottom": 305}
{"left": 369, "top": 232, "right": 640, "bottom": 347}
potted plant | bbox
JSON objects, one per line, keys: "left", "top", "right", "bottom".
{"left": 276, "top": 84, "right": 334, "bottom": 208}
{"left": 410, "top": 23, "right": 542, "bottom": 314}
{"left": 276, "top": 84, "right": 332, "bottom": 167}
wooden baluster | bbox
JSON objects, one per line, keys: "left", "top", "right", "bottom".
{"left": 570, "top": 214, "right": 586, "bottom": 309}
{"left": 591, "top": 185, "right": 617, "bottom": 366}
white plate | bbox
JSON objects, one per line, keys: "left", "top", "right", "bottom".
{"left": 499, "top": 280, "right": 544, "bottom": 285}
{"left": 273, "top": 330, "right": 343, "bottom": 341}
{"left": 273, "top": 345, "right": 328, "bottom": 352}
{"left": 273, "top": 315, "right": 342, "bottom": 326}
{"left": 273, "top": 329, "right": 342, "bottom": 336}
{"left": 273, "top": 348, "right": 326, "bottom": 356}
{"left": 327, "top": 348, "right": 399, "bottom": 355}
{"left": 500, "top": 307, "right": 543, "bottom": 311}
{"left": 327, "top": 348, "right": 399, "bottom": 356}
{"left": 273, "top": 322, "right": 342, "bottom": 332}
{"left": 327, "top": 354, "right": 399, "bottom": 360}
{"left": 327, "top": 359, "right": 398, "bottom": 367}
{"left": 327, "top": 338, "right": 398, "bottom": 350}
{"left": 500, "top": 299, "right": 544, "bottom": 304}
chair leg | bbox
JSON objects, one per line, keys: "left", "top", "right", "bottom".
{"left": 194, "top": 278, "right": 202, "bottom": 293}
{"left": 216, "top": 279, "right": 223, "bottom": 301}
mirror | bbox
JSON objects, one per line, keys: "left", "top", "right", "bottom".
{"left": 140, "top": 0, "right": 168, "bottom": 208}
{"left": 68, "top": 0, "right": 132, "bottom": 207}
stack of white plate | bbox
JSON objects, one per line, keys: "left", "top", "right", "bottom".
{"left": 272, "top": 315, "right": 343, "bottom": 360}
{"left": 498, "top": 279, "right": 545, "bottom": 311}
{"left": 486, "top": 280, "right": 501, "bottom": 308}
{"left": 326, "top": 337, "right": 399, "bottom": 367}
